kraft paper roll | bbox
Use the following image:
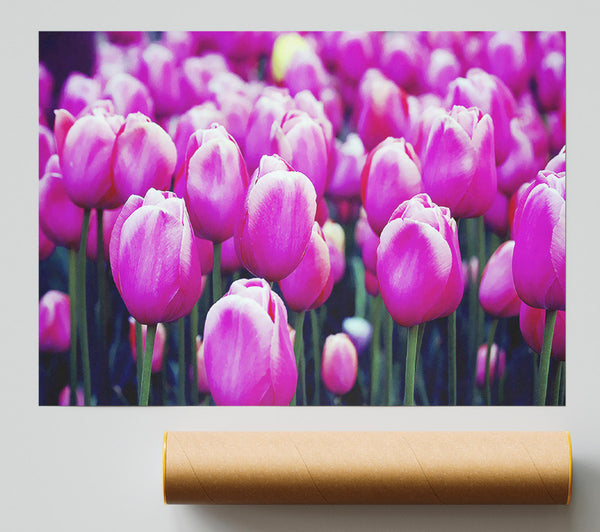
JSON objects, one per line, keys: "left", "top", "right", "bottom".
{"left": 163, "top": 431, "right": 572, "bottom": 505}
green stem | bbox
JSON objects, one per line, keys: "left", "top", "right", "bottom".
{"left": 404, "top": 325, "right": 419, "bottom": 406}
{"left": 212, "top": 242, "right": 222, "bottom": 305}
{"left": 139, "top": 323, "right": 157, "bottom": 406}
{"left": 292, "top": 311, "right": 306, "bottom": 406}
{"left": 97, "top": 209, "right": 108, "bottom": 404}
{"left": 190, "top": 301, "right": 199, "bottom": 405}
{"left": 310, "top": 309, "right": 320, "bottom": 405}
{"left": 485, "top": 318, "right": 499, "bottom": 406}
{"left": 351, "top": 257, "right": 366, "bottom": 318}
{"left": 552, "top": 360, "right": 564, "bottom": 406}
{"left": 536, "top": 310, "right": 557, "bottom": 406}
{"left": 78, "top": 208, "right": 91, "bottom": 406}
{"left": 135, "top": 321, "right": 143, "bottom": 403}
{"left": 370, "top": 296, "right": 382, "bottom": 405}
{"left": 385, "top": 311, "right": 394, "bottom": 405}
{"left": 447, "top": 312, "right": 457, "bottom": 405}
{"left": 68, "top": 249, "right": 78, "bottom": 406}
{"left": 416, "top": 322, "right": 426, "bottom": 367}
{"left": 178, "top": 317, "right": 186, "bottom": 405}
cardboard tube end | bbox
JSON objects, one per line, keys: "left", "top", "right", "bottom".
{"left": 567, "top": 431, "right": 572, "bottom": 505}
{"left": 163, "top": 431, "right": 168, "bottom": 505}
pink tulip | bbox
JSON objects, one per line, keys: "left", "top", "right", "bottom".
{"left": 422, "top": 105, "right": 497, "bottom": 219}
{"left": 512, "top": 171, "right": 565, "bottom": 311}
{"left": 59, "top": 73, "right": 101, "bottom": 117}
{"left": 319, "top": 87, "right": 344, "bottom": 136}
{"left": 334, "top": 32, "right": 377, "bottom": 82}
{"left": 39, "top": 225, "right": 55, "bottom": 260}
{"left": 110, "top": 189, "right": 204, "bottom": 324}
{"left": 103, "top": 73, "right": 154, "bottom": 118}
{"left": 112, "top": 113, "right": 176, "bottom": 203}
{"left": 545, "top": 145, "right": 566, "bottom": 174}
{"left": 59, "top": 107, "right": 125, "bottom": 209}
{"left": 536, "top": 51, "right": 565, "bottom": 112}
{"left": 203, "top": 278, "right": 297, "bottom": 405}
{"left": 479, "top": 241, "right": 521, "bottom": 318}
{"left": 58, "top": 386, "right": 84, "bottom": 406}
{"left": 519, "top": 303, "right": 565, "bottom": 361}
{"left": 321, "top": 333, "right": 358, "bottom": 395}
{"left": 234, "top": 161, "right": 317, "bottom": 281}
{"left": 39, "top": 157, "right": 84, "bottom": 250}
{"left": 377, "top": 193, "right": 464, "bottom": 327}
{"left": 208, "top": 72, "right": 254, "bottom": 143}
{"left": 292, "top": 90, "right": 334, "bottom": 154}
{"left": 180, "top": 54, "right": 230, "bottom": 108}
{"left": 138, "top": 43, "right": 182, "bottom": 116}
{"left": 184, "top": 123, "right": 249, "bottom": 243}
{"left": 446, "top": 67, "right": 516, "bottom": 165}
{"left": 496, "top": 117, "right": 538, "bottom": 196}
{"left": 364, "top": 270, "right": 379, "bottom": 297}
{"left": 194, "top": 236, "right": 214, "bottom": 275}
{"left": 516, "top": 93, "right": 551, "bottom": 171}
{"left": 546, "top": 110, "right": 566, "bottom": 157}
{"left": 316, "top": 196, "right": 330, "bottom": 226}
{"left": 194, "top": 336, "right": 210, "bottom": 393}
{"left": 244, "top": 87, "right": 294, "bottom": 172}
{"left": 342, "top": 317, "right": 373, "bottom": 355}
{"left": 86, "top": 207, "right": 122, "bottom": 261}
{"left": 326, "top": 134, "right": 366, "bottom": 200}
{"left": 39, "top": 124, "right": 56, "bottom": 179}
{"left": 322, "top": 220, "right": 346, "bottom": 284}
{"left": 280, "top": 222, "right": 333, "bottom": 312}
{"left": 128, "top": 318, "right": 166, "bottom": 373}
{"left": 270, "top": 110, "right": 329, "bottom": 198}
{"left": 379, "top": 32, "right": 426, "bottom": 92}
{"left": 160, "top": 31, "right": 201, "bottom": 62}
{"left": 361, "top": 137, "right": 423, "bottom": 235}
{"left": 475, "top": 343, "right": 506, "bottom": 388}
{"left": 412, "top": 104, "right": 447, "bottom": 160}
{"left": 360, "top": 220, "right": 380, "bottom": 276}
{"left": 484, "top": 31, "right": 530, "bottom": 95}
{"left": 424, "top": 48, "right": 461, "bottom": 96}
{"left": 283, "top": 47, "right": 330, "bottom": 98}
{"left": 39, "top": 290, "right": 70, "bottom": 352}
{"left": 356, "top": 69, "right": 410, "bottom": 151}
{"left": 483, "top": 191, "right": 509, "bottom": 237}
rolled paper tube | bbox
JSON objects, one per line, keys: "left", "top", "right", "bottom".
{"left": 163, "top": 431, "right": 572, "bottom": 505}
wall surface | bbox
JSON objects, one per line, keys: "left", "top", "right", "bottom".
{"left": 3, "top": 1, "right": 599, "bottom": 530}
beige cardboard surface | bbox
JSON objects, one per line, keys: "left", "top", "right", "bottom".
{"left": 164, "top": 432, "right": 571, "bottom": 504}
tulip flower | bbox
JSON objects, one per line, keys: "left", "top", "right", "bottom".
{"left": 484, "top": 31, "right": 530, "bottom": 96}
{"left": 422, "top": 105, "right": 497, "bottom": 219}
{"left": 280, "top": 222, "right": 333, "bottom": 312}
{"left": 361, "top": 137, "right": 423, "bottom": 235}
{"left": 138, "top": 43, "right": 182, "bottom": 116}
{"left": 380, "top": 32, "right": 425, "bottom": 92}
{"left": 512, "top": 170, "right": 565, "bottom": 311}
{"left": 194, "top": 236, "right": 214, "bottom": 275}
{"left": 326, "top": 133, "right": 366, "bottom": 200}
{"left": 479, "top": 241, "right": 521, "bottom": 318}
{"left": 59, "top": 72, "right": 101, "bottom": 117}
{"left": 39, "top": 226, "right": 55, "bottom": 260}
{"left": 180, "top": 53, "right": 230, "bottom": 108}
{"left": 110, "top": 188, "right": 204, "bottom": 325}
{"left": 128, "top": 318, "right": 166, "bottom": 373}
{"left": 536, "top": 51, "right": 565, "bottom": 112}
{"left": 39, "top": 124, "right": 56, "bottom": 179}
{"left": 39, "top": 290, "right": 70, "bottom": 352}
{"left": 377, "top": 193, "right": 463, "bottom": 325}
{"left": 203, "top": 278, "right": 297, "bottom": 405}
{"left": 234, "top": 162, "right": 317, "bottom": 281}
{"left": 334, "top": 32, "right": 378, "bottom": 82}
{"left": 475, "top": 343, "right": 506, "bottom": 388}
{"left": 58, "top": 386, "right": 84, "bottom": 406}
{"left": 356, "top": 69, "right": 410, "bottom": 151}
{"left": 424, "top": 48, "right": 461, "bottom": 96}
{"left": 220, "top": 236, "right": 243, "bottom": 274}
{"left": 342, "top": 317, "right": 373, "bottom": 354}
{"left": 516, "top": 92, "right": 551, "bottom": 171}
{"left": 519, "top": 303, "right": 565, "bottom": 361}
{"left": 112, "top": 112, "right": 177, "bottom": 203}
{"left": 183, "top": 123, "right": 249, "bottom": 245}
{"left": 103, "top": 72, "right": 154, "bottom": 118}
{"left": 322, "top": 333, "right": 358, "bottom": 396}
{"left": 208, "top": 71, "right": 254, "bottom": 143}
{"left": 483, "top": 191, "right": 509, "bottom": 237}
{"left": 322, "top": 220, "right": 346, "bottom": 284}
{"left": 365, "top": 270, "right": 379, "bottom": 297}
{"left": 545, "top": 145, "right": 566, "bottom": 174}
{"left": 446, "top": 68, "right": 516, "bottom": 165}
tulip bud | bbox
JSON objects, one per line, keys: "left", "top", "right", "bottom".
{"left": 138, "top": 43, "right": 182, "bottom": 116}
{"left": 342, "top": 317, "right": 373, "bottom": 354}
{"left": 424, "top": 48, "right": 461, "bottom": 96}
{"left": 184, "top": 123, "right": 249, "bottom": 243}
{"left": 103, "top": 72, "right": 154, "bottom": 118}
{"left": 335, "top": 32, "right": 377, "bottom": 82}
{"left": 180, "top": 53, "right": 230, "bottom": 108}
{"left": 422, "top": 105, "right": 497, "bottom": 219}
{"left": 234, "top": 161, "right": 317, "bottom": 281}
{"left": 326, "top": 134, "right": 366, "bottom": 200}
{"left": 128, "top": 318, "right": 166, "bottom": 373}
{"left": 361, "top": 137, "right": 423, "bottom": 235}
{"left": 39, "top": 124, "right": 56, "bottom": 179}
{"left": 380, "top": 32, "right": 426, "bottom": 92}
{"left": 519, "top": 303, "right": 565, "bottom": 361}
{"left": 271, "top": 32, "right": 312, "bottom": 83}
{"left": 475, "top": 343, "right": 506, "bottom": 388}
{"left": 113, "top": 113, "right": 177, "bottom": 203}
{"left": 485, "top": 31, "right": 530, "bottom": 95}
{"left": 377, "top": 193, "right": 464, "bottom": 327}
{"left": 59, "top": 73, "right": 101, "bottom": 117}
{"left": 110, "top": 189, "right": 204, "bottom": 324}
{"left": 204, "top": 278, "right": 297, "bottom": 405}
{"left": 280, "top": 222, "right": 334, "bottom": 312}
{"left": 512, "top": 171, "right": 565, "bottom": 311}
{"left": 322, "top": 333, "right": 358, "bottom": 395}
{"left": 322, "top": 220, "right": 346, "bottom": 284}
{"left": 479, "top": 241, "right": 521, "bottom": 318}
{"left": 536, "top": 51, "right": 565, "bottom": 112}
{"left": 39, "top": 290, "right": 70, "bottom": 353}
{"left": 483, "top": 191, "right": 509, "bottom": 237}
{"left": 364, "top": 270, "right": 379, "bottom": 297}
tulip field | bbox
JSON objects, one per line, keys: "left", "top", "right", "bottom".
{"left": 39, "top": 31, "right": 565, "bottom": 406}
